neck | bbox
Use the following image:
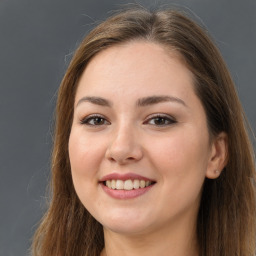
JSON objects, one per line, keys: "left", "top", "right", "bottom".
{"left": 101, "top": 218, "right": 199, "bottom": 256}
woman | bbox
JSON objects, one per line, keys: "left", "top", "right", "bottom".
{"left": 32, "top": 7, "right": 256, "bottom": 256}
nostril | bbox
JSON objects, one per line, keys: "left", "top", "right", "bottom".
{"left": 127, "top": 157, "right": 136, "bottom": 160}
{"left": 108, "top": 157, "right": 117, "bottom": 162}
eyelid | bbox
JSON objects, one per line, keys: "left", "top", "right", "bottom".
{"left": 80, "top": 114, "right": 110, "bottom": 126}
{"left": 143, "top": 113, "right": 177, "bottom": 125}
{"left": 79, "top": 113, "right": 176, "bottom": 126}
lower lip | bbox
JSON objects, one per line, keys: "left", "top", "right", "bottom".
{"left": 100, "top": 183, "right": 155, "bottom": 199}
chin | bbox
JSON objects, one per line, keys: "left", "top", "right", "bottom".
{"left": 104, "top": 221, "right": 151, "bottom": 235}
{"left": 97, "top": 209, "right": 154, "bottom": 235}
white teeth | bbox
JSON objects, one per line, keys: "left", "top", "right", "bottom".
{"left": 106, "top": 180, "right": 111, "bottom": 188}
{"left": 140, "top": 180, "right": 146, "bottom": 188}
{"left": 134, "top": 179, "right": 140, "bottom": 189}
{"left": 105, "top": 179, "right": 154, "bottom": 190}
{"left": 124, "top": 180, "right": 133, "bottom": 190}
{"left": 111, "top": 180, "right": 116, "bottom": 189}
{"left": 116, "top": 180, "right": 124, "bottom": 189}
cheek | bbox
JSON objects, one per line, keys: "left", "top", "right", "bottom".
{"left": 152, "top": 132, "right": 209, "bottom": 171}
{"left": 69, "top": 129, "right": 105, "bottom": 176}
{"left": 68, "top": 129, "right": 107, "bottom": 203}
{"left": 148, "top": 128, "right": 210, "bottom": 197}
{"left": 68, "top": 129, "right": 109, "bottom": 213}
{"left": 149, "top": 132, "right": 209, "bottom": 214}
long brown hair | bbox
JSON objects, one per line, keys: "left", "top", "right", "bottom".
{"left": 32, "top": 7, "right": 256, "bottom": 256}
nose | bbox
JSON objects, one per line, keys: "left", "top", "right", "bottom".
{"left": 105, "top": 124, "right": 143, "bottom": 165}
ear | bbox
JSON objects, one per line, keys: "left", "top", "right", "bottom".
{"left": 206, "top": 132, "right": 228, "bottom": 179}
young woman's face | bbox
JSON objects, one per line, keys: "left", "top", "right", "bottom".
{"left": 69, "top": 41, "right": 214, "bottom": 235}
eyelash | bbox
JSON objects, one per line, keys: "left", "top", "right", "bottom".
{"left": 144, "top": 114, "right": 177, "bottom": 126}
{"left": 80, "top": 114, "right": 177, "bottom": 127}
{"left": 80, "top": 114, "right": 110, "bottom": 126}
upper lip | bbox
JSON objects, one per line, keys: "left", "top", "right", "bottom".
{"left": 99, "top": 172, "right": 155, "bottom": 182}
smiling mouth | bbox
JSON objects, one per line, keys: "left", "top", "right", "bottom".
{"left": 102, "top": 179, "right": 156, "bottom": 190}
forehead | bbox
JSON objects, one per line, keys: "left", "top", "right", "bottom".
{"left": 75, "top": 41, "right": 195, "bottom": 103}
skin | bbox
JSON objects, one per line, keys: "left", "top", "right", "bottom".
{"left": 69, "top": 41, "right": 227, "bottom": 256}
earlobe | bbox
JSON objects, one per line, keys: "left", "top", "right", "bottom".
{"left": 205, "top": 132, "right": 228, "bottom": 179}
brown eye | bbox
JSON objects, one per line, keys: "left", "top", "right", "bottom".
{"left": 90, "top": 117, "right": 105, "bottom": 125}
{"left": 80, "top": 115, "right": 110, "bottom": 126}
{"left": 145, "top": 114, "right": 177, "bottom": 126}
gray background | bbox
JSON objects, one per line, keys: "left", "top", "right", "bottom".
{"left": 0, "top": 0, "right": 255, "bottom": 255}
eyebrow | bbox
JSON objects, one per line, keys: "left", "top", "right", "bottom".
{"left": 76, "top": 96, "right": 112, "bottom": 107}
{"left": 76, "top": 95, "right": 187, "bottom": 108}
{"left": 136, "top": 95, "right": 187, "bottom": 108}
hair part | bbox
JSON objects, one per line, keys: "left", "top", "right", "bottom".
{"left": 32, "top": 7, "right": 256, "bottom": 256}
